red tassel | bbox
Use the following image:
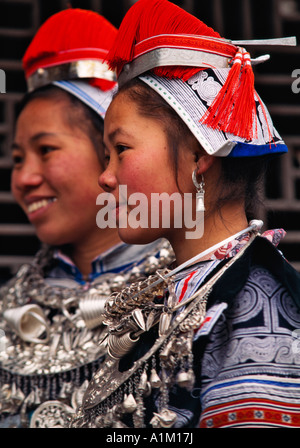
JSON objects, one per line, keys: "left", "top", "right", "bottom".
{"left": 23, "top": 9, "right": 117, "bottom": 77}
{"left": 201, "top": 49, "right": 257, "bottom": 140}
{"left": 107, "top": 0, "right": 221, "bottom": 79}
{"left": 227, "top": 51, "right": 257, "bottom": 139}
{"left": 200, "top": 49, "right": 242, "bottom": 131}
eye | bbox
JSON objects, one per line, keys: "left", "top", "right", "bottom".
{"left": 11, "top": 153, "right": 23, "bottom": 166}
{"left": 40, "top": 145, "right": 58, "bottom": 155}
{"left": 116, "top": 144, "right": 129, "bottom": 154}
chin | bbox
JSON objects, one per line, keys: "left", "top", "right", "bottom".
{"left": 35, "top": 228, "right": 71, "bottom": 247}
{"left": 117, "top": 228, "right": 164, "bottom": 246}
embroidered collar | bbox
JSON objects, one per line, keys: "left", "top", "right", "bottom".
{"left": 211, "top": 228, "right": 286, "bottom": 260}
{"left": 174, "top": 229, "right": 286, "bottom": 305}
{"left": 52, "top": 240, "right": 166, "bottom": 284}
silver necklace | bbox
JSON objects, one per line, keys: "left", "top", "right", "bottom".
{"left": 0, "top": 240, "right": 174, "bottom": 427}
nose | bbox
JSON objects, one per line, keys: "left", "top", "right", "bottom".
{"left": 11, "top": 157, "right": 43, "bottom": 192}
{"left": 98, "top": 165, "right": 117, "bottom": 192}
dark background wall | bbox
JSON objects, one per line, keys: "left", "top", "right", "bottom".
{"left": 0, "top": 0, "right": 300, "bottom": 284}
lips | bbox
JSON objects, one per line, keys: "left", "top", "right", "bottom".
{"left": 26, "top": 197, "right": 57, "bottom": 213}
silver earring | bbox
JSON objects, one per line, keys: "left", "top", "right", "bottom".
{"left": 192, "top": 169, "right": 205, "bottom": 212}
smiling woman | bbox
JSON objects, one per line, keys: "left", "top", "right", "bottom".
{"left": 11, "top": 89, "right": 106, "bottom": 258}
{"left": 0, "top": 8, "right": 173, "bottom": 429}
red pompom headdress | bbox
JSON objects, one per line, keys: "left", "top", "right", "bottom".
{"left": 23, "top": 8, "right": 117, "bottom": 92}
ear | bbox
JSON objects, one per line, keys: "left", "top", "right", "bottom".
{"left": 195, "top": 153, "right": 216, "bottom": 176}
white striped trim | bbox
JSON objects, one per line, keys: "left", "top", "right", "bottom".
{"left": 53, "top": 80, "right": 116, "bottom": 117}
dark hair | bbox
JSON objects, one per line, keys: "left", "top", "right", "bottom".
{"left": 117, "top": 78, "right": 268, "bottom": 220}
{"left": 16, "top": 84, "right": 104, "bottom": 159}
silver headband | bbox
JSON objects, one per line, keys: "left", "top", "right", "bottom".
{"left": 27, "top": 60, "right": 116, "bottom": 92}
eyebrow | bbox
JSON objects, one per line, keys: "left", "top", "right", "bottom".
{"left": 107, "top": 127, "right": 133, "bottom": 142}
{"left": 11, "top": 132, "right": 59, "bottom": 151}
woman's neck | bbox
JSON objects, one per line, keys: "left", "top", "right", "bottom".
{"left": 170, "top": 202, "right": 249, "bottom": 266}
{"left": 63, "top": 228, "right": 122, "bottom": 278}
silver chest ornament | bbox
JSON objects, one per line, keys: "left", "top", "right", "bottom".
{"left": 0, "top": 241, "right": 174, "bottom": 427}
{"left": 70, "top": 270, "right": 212, "bottom": 429}
{"left": 70, "top": 234, "right": 256, "bottom": 429}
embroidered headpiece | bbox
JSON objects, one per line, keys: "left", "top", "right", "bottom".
{"left": 106, "top": 0, "right": 296, "bottom": 157}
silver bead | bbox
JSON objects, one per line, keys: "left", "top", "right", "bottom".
{"left": 128, "top": 266, "right": 142, "bottom": 282}
{"left": 144, "top": 256, "right": 159, "bottom": 275}
{"left": 159, "top": 248, "right": 170, "bottom": 261}
{"left": 110, "top": 275, "right": 126, "bottom": 292}
{"left": 122, "top": 393, "right": 137, "bottom": 413}
{"left": 176, "top": 370, "right": 195, "bottom": 390}
{"left": 150, "top": 369, "right": 161, "bottom": 388}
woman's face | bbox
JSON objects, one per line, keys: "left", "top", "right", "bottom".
{"left": 99, "top": 91, "right": 195, "bottom": 245}
{"left": 11, "top": 96, "right": 104, "bottom": 247}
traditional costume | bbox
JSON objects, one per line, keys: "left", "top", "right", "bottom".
{"left": 0, "top": 8, "right": 173, "bottom": 428}
{"left": 71, "top": 0, "right": 300, "bottom": 428}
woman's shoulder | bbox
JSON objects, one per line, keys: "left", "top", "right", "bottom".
{"left": 208, "top": 235, "right": 300, "bottom": 310}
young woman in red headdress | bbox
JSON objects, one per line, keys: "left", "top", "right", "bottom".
{"left": 73, "top": 0, "right": 300, "bottom": 429}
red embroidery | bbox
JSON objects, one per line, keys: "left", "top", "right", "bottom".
{"left": 178, "top": 270, "right": 197, "bottom": 302}
{"left": 200, "top": 399, "right": 300, "bottom": 428}
{"left": 199, "top": 316, "right": 212, "bottom": 328}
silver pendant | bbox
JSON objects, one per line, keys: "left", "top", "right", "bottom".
{"left": 196, "top": 191, "right": 205, "bottom": 212}
{"left": 138, "top": 370, "right": 148, "bottom": 392}
{"left": 176, "top": 369, "right": 195, "bottom": 390}
{"left": 149, "top": 369, "right": 161, "bottom": 388}
{"left": 192, "top": 170, "right": 205, "bottom": 212}
{"left": 158, "top": 312, "right": 172, "bottom": 336}
{"left": 132, "top": 308, "right": 146, "bottom": 331}
{"left": 30, "top": 400, "right": 75, "bottom": 428}
{"left": 150, "top": 408, "right": 177, "bottom": 428}
{"left": 122, "top": 393, "right": 137, "bottom": 413}
{"left": 146, "top": 309, "right": 157, "bottom": 330}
